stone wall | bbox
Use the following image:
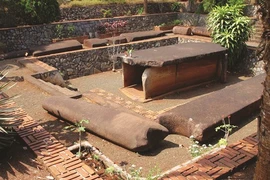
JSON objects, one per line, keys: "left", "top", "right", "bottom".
{"left": 37, "top": 37, "right": 179, "bottom": 79}
{"left": 0, "top": 13, "right": 178, "bottom": 52}
{"left": 60, "top": 3, "right": 175, "bottom": 21}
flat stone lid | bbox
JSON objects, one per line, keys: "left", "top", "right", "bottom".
{"left": 116, "top": 42, "right": 227, "bottom": 67}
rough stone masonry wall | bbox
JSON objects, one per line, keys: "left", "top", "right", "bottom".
{"left": 60, "top": 3, "right": 175, "bottom": 21}
{"left": 37, "top": 37, "right": 179, "bottom": 79}
{"left": 0, "top": 13, "right": 178, "bottom": 52}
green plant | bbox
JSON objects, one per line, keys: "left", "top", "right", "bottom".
{"left": 56, "top": 24, "right": 64, "bottom": 39}
{"left": 0, "top": 68, "right": 20, "bottom": 151}
{"left": 64, "top": 119, "right": 89, "bottom": 158}
{"left": 207, "top": 4, "right": 252, "bottom": 68}
{"left": 20, "top": 0, "right": 61, "bottom": 25}
{"left": 105, "top": 166, "right": 115, "bottom": 176}
{"left": 171, "top": 2, "right": 181, "bottom": 12}
{"left": 101, "top": 8, "right": 112, "bottom": 18}
{"left": 172, "top": 19, "right": 182, "bottom": 26}
{"left": 188, "top": 136, "right": 213, "bottom": 157}
{"left": 92, "top": 154, "right": 100, "bottom": 161}
{"left": 67, "top": 24, "right": 75, "bottom": 37}
{"left": 125, "top": 10, "right": 132, "bottom": 16}
{"left": 215, "top": 116, "right": 237, "bottom": 146}
{"left": 136, "top": 7, "right": 144, "bottom": 15}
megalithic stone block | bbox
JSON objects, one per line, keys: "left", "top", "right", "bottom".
{"left": 42, "top": 96, "right": 169, "bottom": 152}
{"left": 157, "top": 74, "right": 264, "bottom": 142}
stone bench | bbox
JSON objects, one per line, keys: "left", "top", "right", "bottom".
{"left": 32, "top": 40, "right": 82, "bottom": 57}
{"left": 156, "top": 74, "right": 264, "bottom": 142}
{"left": 83, "top": 38, "right": 109, "bottom": 48}
{"left": 120, "top": 30, "right": 165, "bottom": 42}
{"left": 42, "top": 96, "right": 168, "bottom": 152}
{"left": 105, "top": 36, "right": 127, "bottom": 45}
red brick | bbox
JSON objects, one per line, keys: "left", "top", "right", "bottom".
{"left": 43, "top": 156, "right": 62, "bottom": 164}
{"left": 76, "top": 167, "right": 90, "bottom": 178}
{"left": 49, "top": 147, "right": 67, "bottom": 155}
{"left": 208, "top": 154, "right": 223, "bottom": 163}
{"left": 197, "top": 159, "right": 217, "bottom": 169}
{"left": 48, "top": 165, "right": 61, "bottom": 177}
{"left": 225, "top": 147, "right": 241, "bottom": 155}
{"left": 194, "top": 171, "right": 212, "bottom": 180}
{"left": 81, "top": 164, "right": 96, "bottom": 175}
{"left": 64, "top": 159, "right": 81, "bottom": 169}
{"left": 55, "top": 163, "right": 67, "bottom": 174}
{"left": 219, "top": 158, "right": 236, "bottom": 168}
{"left": 61, "top": 172, "right": 81, "bottom": 180}
{"left": 63, "top": 157, "right": 80, "bottom": 165}
{"left": 59, "top": 150, "right": 75, "bottom": 160}
{"left": 238, "top": 149, "right": 254, "bottom": 158}
{"left": 182, "top": 166, "right": 198, "bottom": 177}
{"left": 46, "top": 158, "right": 64, "bottom": 167}
{"left": 84, "top": 174, "right": 99, "bottom": 180}
{"left": 22, "top": 137, "right": 31, "bottom": 145}
{"left": 236, "top": 156, "right": 252, "bottom": 165}
{"left": 211, "top": 166, "right": 230, "bottom": 179}
{"left": 67, "top": 162, "right": 84, "bottom": 171}
{"left": 186, "top": 176, "right": 197, "bottom": 180}
{"left": 177, "top": 165, "right": 193, "bottom": 173}
{"left": 231, "top": 143, "right": 245, "bottom": 151}
{"left": 33, "top": 131, "right": 50, "bottom": 138}
{"left": 221, "top": 157, "right": 239, "bottom": 167}
{"left": 40, "top": 153, "right": 58, "bottom": 161}
{"left": 206, "top": 167, "right": 222, "bottom": 176}
{"left": 220, "top": 148, "right": 238, "bottom": 158}
{"left": 241, "top": 146, "right": 258, "bottom": 156}
{"left": 69, "top": 177, "right": 83, "bottom": 180}
{"left": 231, "top": 153, "right": 246, "bottom": 162}
{"left": 58, "top": 170, "right": 77, "bottom": 179}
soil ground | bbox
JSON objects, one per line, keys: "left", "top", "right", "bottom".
{"left": 0, "top": 58, "right": 259, "bottom": 179}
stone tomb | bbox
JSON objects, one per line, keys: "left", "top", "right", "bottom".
{"left": 116, "top": 42, "right": 228, "bottom": 101}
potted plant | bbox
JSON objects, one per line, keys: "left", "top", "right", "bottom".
{"left": 95, "top": 20, "right": 127, "bottom": 39}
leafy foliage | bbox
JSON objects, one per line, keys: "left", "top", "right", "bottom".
{"left": 207, "top": 4, "right": 252, "bottom": 68}
{"left": 64, "top": 119, "right": 89, "bottom": 158}
{"left": 0, "top": 0, "right": 60, "bottom": 27}
{"left": 202, "top": 0, "right": 245, "bottom": 12}
{"left": 0, "top": 68, "right": 20, "bottom": 151}
{"left": 20, "top": 0, "right": 61, "bottom": 24}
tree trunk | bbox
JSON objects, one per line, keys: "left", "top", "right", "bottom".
{"left": 143, "top": 0, "right": 148, "bottom": 14}
{"left": 254, "top": 1, "right": 270, "bottom": 179}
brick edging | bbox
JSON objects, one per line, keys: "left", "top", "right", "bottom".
{"left": 161, "top": 133, "right": 258, "bottom": 180}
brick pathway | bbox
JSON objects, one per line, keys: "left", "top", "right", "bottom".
{"left": 12, "top": 109, "right": 101, "bottom": 180}
{"left": 161, "top": 133, "right": 258, "bottom": 180}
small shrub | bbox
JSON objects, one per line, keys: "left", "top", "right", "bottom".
{"left": 207, "top": 4, "right": 252, "bottom": 68}
{"left": 171, "top": 2, "right": 181, "bottom": 12}
{"left": 21, "top": 0, "right": 61, "bottom": 25}
{"left": 188, "top": 136, "right": 213, "bottom": 157}
{"left": 215, "top": 116, "right": 237, "bottom": 146}
{"left": 136, "top": 7, "right": 144, "bottom": 15}
{"left": 101, "top": 9, "right": 112, "bottom": 18}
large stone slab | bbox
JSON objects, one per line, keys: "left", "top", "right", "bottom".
{"left": 42, "top": 96, "right": 168, "bottom": 152}
{"left": 120, "top": 30, "right": 165, "bottom": 42}
{"left": 157, "top": 74, "right": 264, "bottom": 142}
{"left": 32, "top": 40, "right": 82, "bottom": 56}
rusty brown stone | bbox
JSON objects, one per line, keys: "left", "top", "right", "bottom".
{"left": 42, "top": 96, "right": 168, "bottom": 152}
{"left": 32, "top": 40, "right": 82, "bottom": 56}
{"left": 157, "top": 74, "right": 264, "bottom": 142}
{"left": 173, "top": 26, "right": 192, "bottom": 35}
